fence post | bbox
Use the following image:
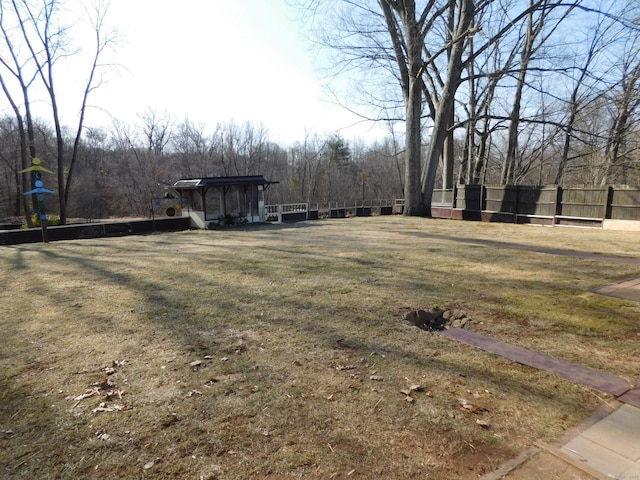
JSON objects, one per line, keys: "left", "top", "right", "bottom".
{"left": 453, "top": 184, "right": 457, "bottom": 212}
{"left": 605, "top": 185, "right": 614, "bottom": 219}
{"left": 555, "top": 185, "right": 563, "bottom": 219}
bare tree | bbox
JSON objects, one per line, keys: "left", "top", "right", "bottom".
{"left": 419, "top": 0, "right": 474, "bottom": 209}
{"left": 0, "top": 1, "right": 42, "bottom": 225}
{"left": 500, "top": 0, "right": 575, "bottom": 184}
{"left": 285, "top": 132, "right": 326, "bottom": 204}
{"left": 379, "top": 1, "right": 443, "bottom": 215}
{"left": 554, "top": 11, "right": 610, "bottom": 184}
{"left": 170, "top": 119, "right": 219, "bottom": 178}
{"left": 140, "top": 108, "right": 173, "bottom": 156}
{"left": 295, "top": 1, "right": 585, "bottom": 214}
{"left": 6, "top": 0, "right": 117, "bottom": 224}
{"left": 600, "top": 46, "right": 640, "bottom": 185}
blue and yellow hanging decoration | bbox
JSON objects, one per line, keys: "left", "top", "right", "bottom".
{"left": 20, "top": 157, "right": 56, "bottom": 242}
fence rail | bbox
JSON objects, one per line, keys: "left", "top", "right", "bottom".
{"left": 265, "top": 203, "right": 309, "bottom": 222}
{"left": 265, "top": 200, "right": 399, "bottom": 222}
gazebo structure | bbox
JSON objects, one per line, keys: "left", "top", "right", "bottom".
{"left": 171, "top": 175, "right": 278, "bottom": 228}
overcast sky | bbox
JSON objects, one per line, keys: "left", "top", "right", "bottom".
{"left": 53, "top": 0, "right": 388, "bottom": 145}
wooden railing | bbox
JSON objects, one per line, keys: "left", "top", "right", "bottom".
{"left": 265, "top": 203, "right": 309, "bottom": 222}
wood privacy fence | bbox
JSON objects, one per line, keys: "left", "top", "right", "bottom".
{"left": 433, "top": 185, "right": 640, "bottom": 225}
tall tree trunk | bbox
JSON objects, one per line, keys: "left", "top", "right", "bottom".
{"left": 501, "top": 2, "right": 537, "bottom": 185}
{"left": 555, "top": 55, "right": 593, "bottom": 184}
{"left": 441, "top": 1, "right": 456, "bottom": 194}
{"left": 380, "top": 0, "right": 430, "bottom": 215}
{"left": 460, "top": 36, "right": 475, "bottom": 185}
{"left": 421, "top": 0, "right": 473, "bottom": 209}
{"left": 405, "top": 73, "right": 426, "bottom": 215}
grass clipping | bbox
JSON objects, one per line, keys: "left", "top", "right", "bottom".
{"left": 1, "top": 217, "right": 639, "bottom": 479}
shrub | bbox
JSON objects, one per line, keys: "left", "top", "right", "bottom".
{"left": 21, "top": 214, "right": 62, "bottom": 229}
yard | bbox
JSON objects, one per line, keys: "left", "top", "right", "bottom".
{"left": 1, "top": 216, "right": 639, "bottom": 479}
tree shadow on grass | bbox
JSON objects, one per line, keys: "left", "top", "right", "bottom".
{"left": 400, "top": 230, "right": 640, "bottom": 265}
{"left": 0, "top": 237, "right": 621, "bottom": 478}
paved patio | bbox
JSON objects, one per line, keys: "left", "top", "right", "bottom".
{"left": 593, "top": 276, "right": 640, "bottom": 303}
{"left": 560, "top": 403, "right": 640, "bottom": 479}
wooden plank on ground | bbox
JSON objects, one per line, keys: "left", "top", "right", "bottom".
{"left": 439, "top": 328, "right": 631, "bottom": 397}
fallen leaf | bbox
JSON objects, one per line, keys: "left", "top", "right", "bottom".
{"left": 405, "top": 396, "right": 415, "bottom": 403}
{"left": 101, "top": 367, "right": 116, "bottom": 375}
{"left": 400, "top": 389, "right": 411, "bottom": 396}
{"left": 189, "top": 360, "right": 203, "bottom": 368}
{"left": 187, "top": 390, "right": 203, "bottom": 397}
{"left": 99, "top": 378, "right": 115, "bottom": 390}
{"left": 104, "top": 389, "right": 124, "bottom": 400}
{"left": 143, "top": 461, "right": 155, "bottom": 470}
{"left": 476, "top": 419, "right": 490, "bottom": 428}
{"left": 204, "top": 355, "right": 214, "bottom": 360}
{"left": 292, "top": 360, "right": 302, "bottom": 366}
{"left": 369, "top": 375, "right": 384, "bottom": 382}
{"left": 70, "top": 388, "right": 99, "bottom": 402}
{"left": 409, "top": 384, "right": 425, "bottom": 392}
{"left": 335, "top": 365, "right": 356, "bottom": 371}
{"left": 459, "top": 398, "right": 485, "bottom": 413}
{"left": 92, "top": 402, "right": 129, "bottom": 413}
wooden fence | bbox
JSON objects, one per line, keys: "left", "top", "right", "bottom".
{"left": 432, "top": 185, "right": 640, "bottom": 224}
{"left": 264, "top": 186, "right": 640, "bottom": 226}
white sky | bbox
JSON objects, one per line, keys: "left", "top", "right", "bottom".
{"left": 54, "top": 0, "right": 389, "bottom": 145}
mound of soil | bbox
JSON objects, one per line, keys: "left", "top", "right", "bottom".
{"left": 403, "top": 307, "right": 475, "bottom": 331}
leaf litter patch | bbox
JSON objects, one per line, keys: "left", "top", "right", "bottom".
{"left": 65, "top": 360, "right": 131, "bottom": 413}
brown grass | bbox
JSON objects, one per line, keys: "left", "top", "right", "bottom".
{"left": 1, "top": 217, "right": 639, "bottom": 479}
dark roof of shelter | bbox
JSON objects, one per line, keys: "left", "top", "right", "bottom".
{"left": 172, "top": 175, "right": 278, "bottom": 190}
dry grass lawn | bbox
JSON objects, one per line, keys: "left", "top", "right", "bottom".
{"left": 1, "top": 216, "right": 639, "bottom": 479}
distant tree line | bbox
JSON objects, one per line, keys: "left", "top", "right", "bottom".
{"left": 0, "top": 114, "right": 407, "bottom": 220}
